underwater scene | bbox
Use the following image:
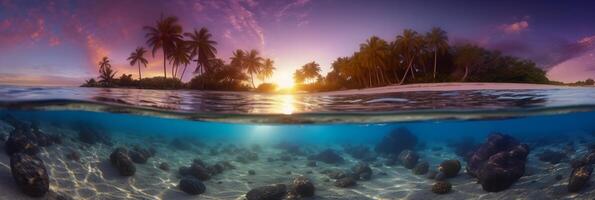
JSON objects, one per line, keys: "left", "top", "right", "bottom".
{"left": 0, "top": 86, "right": 595, "bottom": 200}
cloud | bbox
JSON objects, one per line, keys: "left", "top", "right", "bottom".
{"left": 546, "top": 35, "right": 595, "bottom": 82}
{"left": 225, "top": 0, "right": 266, "bottom": 46}
{"left": 275, "top": 0, "right": 311, "bottom": 26}
{"left": 49, "top": 36, "right": 60, "bottom": 46}
{"left": 499, "top": 20, "right": 529, "bottom": 34}
{"left": 0, "top": 73, "right": 83, "bottom": 86}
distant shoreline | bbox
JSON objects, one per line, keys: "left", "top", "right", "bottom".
{"left": 309, "top": 82, "right": 577, "bottom": 96}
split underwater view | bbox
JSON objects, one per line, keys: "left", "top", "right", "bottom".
{"left": 1, "top": 86, "right": 595, "bottom": 200}
{"left": 3, "top": 1, "right": 595, "bottom": 199}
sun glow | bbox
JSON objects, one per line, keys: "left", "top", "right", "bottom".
{"left": 275, "top": 74, "right": 294, "bottom": 90}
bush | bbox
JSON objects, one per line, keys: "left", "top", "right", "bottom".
{"left": 139, "top": 77, "right": 183, "bottom": 89}
{"left": 255, "top": 83, "right": 278, "bottom": 93}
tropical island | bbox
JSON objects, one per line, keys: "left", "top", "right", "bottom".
{"left": 81, "top": 15, "right": 594, "bottom": 93}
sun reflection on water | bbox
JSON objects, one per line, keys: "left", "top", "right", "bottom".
{"left": 279, "top": 94, "right": 295, "bottom": 115}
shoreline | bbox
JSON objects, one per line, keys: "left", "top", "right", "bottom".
{"left": 1, "top": 82, "right": 585, "bottom": 96}
{"left": 310, "top": 82, "right": 576, "bottom": 96}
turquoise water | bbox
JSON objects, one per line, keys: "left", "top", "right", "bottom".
{"left": 1, "top": 86, "right": 595, "bottom": 199}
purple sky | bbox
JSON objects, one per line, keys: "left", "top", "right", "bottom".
{"left": 1, "top": 0, "right": 595, "bottom": 86}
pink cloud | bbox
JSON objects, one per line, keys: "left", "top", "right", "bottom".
{"left": 0, "top": 19, "right": 11, "bottom": 30}
{"left": 499, "top": 20, "right": 529, "bottom": 34}
{"left": 49, "top": 36, "right": 61, "bottom": 46}
{"left": 276, "top": 0, "right": 311, "bottom": 23}
{"left": 547, "top": 35, "right": 595, "bottom": 82}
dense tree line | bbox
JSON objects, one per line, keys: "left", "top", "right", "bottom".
{"left": 83, "top": 15, "right": 276, "bottom": 91}
{"left": 293, "top": 28, "right": 551, "bottom": 92}
{"left": 83, "top": 17, "right": 566, "bottom": 92}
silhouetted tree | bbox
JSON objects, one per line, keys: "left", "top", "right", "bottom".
{"left": 127, "top": 47, "right": 148, "bottom": 81}
{"left": 144, "top": 15, "right": 183, "bottom": 79}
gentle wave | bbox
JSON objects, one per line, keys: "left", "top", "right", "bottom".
{"left": 2, "top": 99, "right": 595, "bottom": 124}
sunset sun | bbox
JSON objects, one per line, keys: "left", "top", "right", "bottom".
{"left": 276, "top": 77, "right": 294, "bottom": 90}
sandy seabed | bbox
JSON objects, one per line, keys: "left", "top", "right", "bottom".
{"left": 0, "top": 120, "right": 594, "bottom": 200}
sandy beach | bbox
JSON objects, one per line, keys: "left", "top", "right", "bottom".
{"left": 312, "top": 82, "right": 573, "bottom": 96}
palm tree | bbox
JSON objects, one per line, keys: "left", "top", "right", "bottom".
{"left": 454, "top": 44, "right": 484, "bottom": 81}
{"left": 258, "top": 58, "right": 275, "bottom": 82}
{"left": 127, "top": 47, "right": 148, "bottom": 81}
{"left": 301, "top": 61, "right": 321, "bottom": 83}
{"left": 244, "top": 49, "right": 263, "bottom": 88}
{"left": 99, "top": 56, "right": 110, "bottom": 72}
{"left": 98, "top": 57, "right": 116, "bottom": 86}
{"left": 360, "top": 36, "right": 390, "bottom": 86}
{"left": 395, "top": 29, "right": 423, "bottom": 85}
{"left": 144, "top": 15, "right": 183, "bottom": 79}
{"left": 293, "top": 69, "right": 305, "bottom": 84}
{"left": 230, "top": 49, "right": 245, "bottom": 68}
{"left": 169, "top": 40, "right": 191, "bottom": 80}
{"left": 426, "top": 27, "right": 449, "bottom": 80}
{"left": 185, "top": 27, "right": 217, "bottom": 75}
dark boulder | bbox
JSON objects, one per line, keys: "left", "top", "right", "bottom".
{"left": 467, "top": 133, "right": 529, "bottom": 192}
{"left": 438, "top": 160, "right": 461, "bottom": 178}
{"left": 431, "top": 181, "right": 452, "bottom": 194}
{"left": 435, "top": 172, "right": 447, "bottom": 181}
{"left": 207, "top": 161, "right": 235, "bottom": 175}
{"left": 375, "top": 128, "right": 417, "bottom": 155}
{"left": 308, "top": 149, "right": 344, "bottom": 164}
{"left": 5, "top": 130, "right": 40, "bottom": 156}
{"left": 129, "top": 146, "right": 153, "bottom": 164}
{"left": 326, "top": 170, "right": 348, "bottom": 179}
{"left": 109, "top": 148, "right": 136, "bottom": 176}
{"left": 447, "top": 136, "right": 480, "bottom": 161}
{"left": 291, "top": 176, "right": 315, "bottom": 197}
{"left": 537, "top": 150, "right": 566, "bottom": 164}
{"left": 179, "top": 177, "right": 206, "bottom": 195}
{"left": 246, "top": 184, "right": 287, "bottom": 200}
{"left": 426, "top": 171, "right": 438, "bottom": 179}
{"left": 334, "top": 176, "right": 357, "bottom": 188}
{"left": 46, "top": 191, "right": 73, "bottom": 200}
{"left": 413, "top": 161, "right": 429, "bottom": 175}
{"left": 179, "top": 164, "right": 211, "bottom": 181}
{"left": 10, "top": 153, "right": 49, "bottom": 197}
{"left": 568, "top": 165, "right": 593, "bottom": 193}
{"left": 159, "top": 162, "right": 170, "bottom": 171}
{"left": 398, "top": 150, "right": 419, "bottom": 169}
{"left": 352, "top": 162, "right": 372, "bottom": 180}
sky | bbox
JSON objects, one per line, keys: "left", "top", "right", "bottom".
{"left": 1, "top": 0, "right": 595, "bottom": 86}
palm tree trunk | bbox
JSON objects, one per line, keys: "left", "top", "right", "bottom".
{"left": 461, "top": 65, "right": 469, "bottom": 81}
{"left": 392, "top": 68, "right": 399, "bottom": 84}
{"left": 399, "top": 56, "right": 414, "bottom": 85}
{"left": 251, "top": 73, "right": 256, "bottom": 88}
{"left": 367, "top": 69, "right": 372, "bottom": 87}
{"left": 381, "top": 70, "right": 389, "bottom": 84}
{"left": 162, "top": 48, "right": 167, "bottom": 79}
{"left": 172, "top": 65, "right": 177, "bottom": 79}
{"left": 433, "top": 50, "right": 437, "bottom": 80}
{"left": 138, "top": 63, "right": 142, "bottom": 88}
{"left": 180, "top": 64, "right": 188, "bottom": 81}
{"left": 375, "top": 68, "right": 381, "bottom": 86}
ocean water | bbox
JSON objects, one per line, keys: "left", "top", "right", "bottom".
{"left": 1, "top": 86, "right": 595, "bottom": 199}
